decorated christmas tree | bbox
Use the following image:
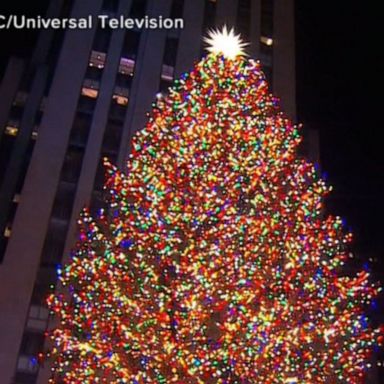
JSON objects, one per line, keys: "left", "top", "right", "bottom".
{"left": 46, "top": 28, "right": 382, "bottom": 383}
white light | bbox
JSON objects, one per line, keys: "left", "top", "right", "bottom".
{"left": 204, "top": 25, "right": 248, "bottom": 59}
{"left": 261, "top": 36, "right": 273, "bottom": 46}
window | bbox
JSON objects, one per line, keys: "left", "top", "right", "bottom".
{"left": 93, "top": 25, "right": 113, "bottom": 53}
{"left": 78, "top": 94, "right": 97, "bottom": 114}
{"left": 30, "top": 266, "right": 57, "bottom": 305}
{"left": 13, "top": 91, "right": 28, "bottom": 107}
{"left": 130, "top": 0, "right": 147, "bottom": 18}
{"left": 161, "top": 64, "right": 174, "bottom": 82}
{"left": 4, "top": 125, "right": 18, "bottom": 137}
{"left": 101, "top": 119, "right": 124, "bottom": 153}
{"left": 86, "top": 66, "right": 104, "bottom": 81}
{"left": 109, "top": 100, "right": 127, "bottom": 122}
{"left": 170, "top": 0, "right": 185, "bottom": 19}
{"left": 69, "top": 113, "right": 92, "bottom": 147}
{"left": 0, "top": 134, "right": 16, "bottom": 183}
{"left": 159, "top": 79, "right": 172, "bottom": 94}
{"left": 9, "top": 105, "right": 23, "bottom": 122}
{"left": 14, "top": 140, "right": 35, "bottom": 194}
{"left": 51, "top": 182, "right": 76, "bottom": 221}
{"left": 19, "top": 331, "right": 45, "bottom": 357}
{"left": 119, "top": 57, "right": 135, "bottom": 76}
{"left": 26, "top": 305, "right": 50, "bottom": 331}
{"left": 203, "top": 0, "right": 217, "bottom": 31}
{"left": 236, "top": 0, "right": 251, "bottom": 39}
{"left": 163, "top": 37, "right": 179, "bottom": 67}
{"left": 61, "top": 146, "right": 84, "bottom": 184}
{"left": 40, "top": 220, "right": 68, "bottom": 265}
{"left": 115, "top": 72, "right": 133, "bottom": 89}
{"left": 112, "top": 93, "right": 129, "bottom": 107}
{"left": 14, "top": 371, "right": 38, "bottom": 383}
{"left": 121, "top": 31, "right": 141, "bottom": 60}
{"left": 0, "top": 235, "right": 8, "bottom": 263}
{"left": 93, "top": 152, "right": 117, "bottom": 192}
{"left": 262, "top": 65, "right": 273, "bottom": 85}
{"left": 260, "top": 43, "right": 273, "bottom": 67}
{"left": 89, "top": 50, "right": 107, "bottom": 69}
{"left": 261, "top": 0, "right": 274, "bottom": 37}
{"left": 89, "top": 190, "right": 108, "bottom": 217}
{"left": 82, "top": 79, "right": 100, "bottom": 99}
{"left": 102, "top": 0, "right": 119, "bottom": 13}
{"left": 81, "top": 87, "right": 99, "bottom": 99}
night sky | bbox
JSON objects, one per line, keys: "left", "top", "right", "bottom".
{"left": 0, "top": 2, "right": 382, "bottom": 269}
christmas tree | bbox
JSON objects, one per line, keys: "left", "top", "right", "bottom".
{"left": 46, "top": 28, "right": 382, "bottom": 383}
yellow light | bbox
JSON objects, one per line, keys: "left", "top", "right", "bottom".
{"left": 261, "top": 36, "right": 274, "bottom": 46}
{"left": 5, "top": 126, "right": 18, "bottom": 136}
{"left": 81, "top": 87, "right": 98, "bottom": 99}
{"left": 4, "top": 226, "right": 12, "bottom": 238}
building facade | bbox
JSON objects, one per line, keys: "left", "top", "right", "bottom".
{"left": 0, "top": 0, "right": 296, "bottom": 383}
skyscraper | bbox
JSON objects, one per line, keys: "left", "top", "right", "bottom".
{"left": 0, "top": 0, "right": 296, "bottom": 382}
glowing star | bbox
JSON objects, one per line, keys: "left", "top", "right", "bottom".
{"left": 204, "top": 25, "right": 248, "bottom": 59}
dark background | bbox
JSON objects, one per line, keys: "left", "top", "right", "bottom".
{"left": 0, "top": 2, "right": 382, "bottom": 269}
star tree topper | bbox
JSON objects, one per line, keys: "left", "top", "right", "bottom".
{"left": 204, "top": 25, "right": 248, "bottom": 59}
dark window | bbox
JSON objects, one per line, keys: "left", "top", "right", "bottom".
{"left": 260, "top": 42, "right": 273, "bottom": 69}
{"left": 170, "top": 0, "right": 185, "bottom": 19}
{"left": 0, "top": 135, "right": 16, "bottom": 184}
{"left": 0, "top": 237, "right": 8, "bottom": 263}
{"left": 85, "top": 66, "right": 103, "bottom": 81}
{"left": 13, "top": 371, "right": 38, "bottom": 384}
{"left": 236, "top": 0, "right": 251, "bottom": 39}
{"left": 262, "top": 65, "right": 273, "bottom": 85}
{"left": 93, "top": 25, "right": 113, "bottom": 52}
{"left": 15, "top": 139, "right": 35, "bottom": 194}
{"left": 78, "top": 95, "right": 97, "bottom": 114}
{"left": 34, "top": 110, "right": 43, "bottom": 126}
{"left": 61, "top": 146, "right": 84, "bottom": 184}
{"left": 121, "top": 30, "right": 141, "bottom": 60}
{"left": 20, "top": 332, "right": 45, "bottom": 356}
{"left": 18, "top": 71, "right": 34, "bottom": 93}
{"left": 115, "top": 73, "right": 133, "bottom": 89}
{"left": 40, "top": 220, "right": 68, "bottom": 265}
{"left": 69, "top": 113, "right": 92, "bottom": 148}
{"left": 93, "top": 152, "right": 117, "bottom": 192}
{"left": 109, "top": 101, "right": 127, "bottom": 122}
{"left": 159, "top": 79, "right": 172, "bottom": 94}
{"left": 101, "top": 119, "right": 124, "bottom": 153}
{"left": 59, "top": 0, "right": 75, "bottom": 18}
{"left": 130, "top": 0, "right": 147, "bottom": 18}
{"left": 93, "top": 163, "right": 107, "bottom": 193}
{"left": 89, "top": 190, "right": 108, "bottom": 218}
{"left": 163, "top": 37, "right": 179, "bottom": 67}
{"left": 102, "top": 0, "right": 119, "bottom": 12}
{"left": 51, "top": 182, "right": 76, "bottom": 221}
{"left": 203, "top": 0, "right": 217, "bottom": 31}
{"left": 30, "top": 266, "right": 57, "bottom": 305}
{"left": 261, "top": 0, "right": 274, "bottom": 37}
{"left": 9, "top": 105, "right": 23, "bottom": 122}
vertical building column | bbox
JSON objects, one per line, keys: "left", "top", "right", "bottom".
{"left": 119, "top": 0, "right": 172, "bottom": 164}
{"left": 31, "top": 0, "right": 66, "bottom": 66}
{"left": 0, "top": 1, "right": 102, "bottom": 382}
{"left": 62, "top": 0, "right": 132, "bottom": 262}
{"left": 175, "top": 0, "right": 205, "bottom": 78}
{"left": 0, "top": 66, "right": 48, "bottom": 242}
{"left": 272, "top": 0, "right": 296, "bottom": 119}
{"left": 0, "top": 58, "right": 25, "bottom": 144}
